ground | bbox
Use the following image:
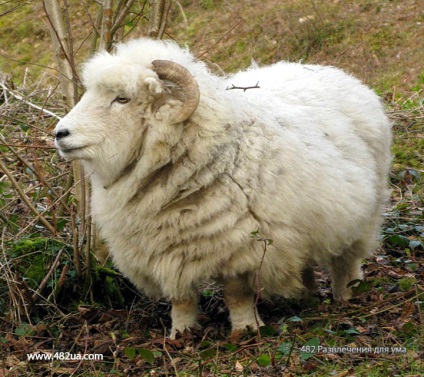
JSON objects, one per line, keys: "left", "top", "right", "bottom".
{"left": 0, "top": 0, "right": 423, "bottom": 376}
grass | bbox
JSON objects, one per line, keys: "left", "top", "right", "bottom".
{"left": 390, "top": 92, "right": 424, "bottom": 174}
{"left": 0, "top": 0, "right": 423, "bottom": 376}
{"left": 172, "top": 0, "right": 424, "bottom": 98}
{"left": 0, "top": 2, "right": 52, "bottom": 80}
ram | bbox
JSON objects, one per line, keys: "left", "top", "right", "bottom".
{"left": 54, "top": 38, "right": 391, "bottom": 338}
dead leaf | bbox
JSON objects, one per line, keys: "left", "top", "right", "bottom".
{"left": 400, "top": 301, "right": 415, "bottom": 321}
{"left": 325, "top": 353, "right": 341, "bottom": 361}
{"left": 355, "top": 326, "right": 369, "bottom": 334}
{"left": 235, "top": 360, "right": 244, "bottom": 372}
{"left": 406, "top": 349, "right": 419, "bottom": 359}
{"left": 303, "top": 360, "right": 318, "bottom": 371}
{"left": 92, "top": 339, "right": 114, "bottom": 354}
{"left": 331, "top": 369, "right": 355, "bottom": 377}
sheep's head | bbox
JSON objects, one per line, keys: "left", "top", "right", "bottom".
{"left": 54, "top": 55, "right": 199, "bottom": 181}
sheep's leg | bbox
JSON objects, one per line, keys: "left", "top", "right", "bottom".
{"left": 170, "top": 293, "right": 200, "bottom": 339}
{"left": 301, "top": 266, "right": 318, "bottom": 294}
{"left": 223, "top": 275, "right": 264, "bottom": 332}
{"left": 328, "top": 248, "right": 364, "bottom": 301}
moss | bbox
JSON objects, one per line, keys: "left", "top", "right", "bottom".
{"left": 398, "top": 276, "right": 418, "bottom": 292}
{"left": 93, "top": 264, "right": 126, "bottom": 307}
{"left": 9, "top": 237, "right": 68, "bottom": 290}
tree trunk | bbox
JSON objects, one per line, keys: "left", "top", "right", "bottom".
{"left": 43, "top": 0, "right": 86, "bottom": 277}
{"left": 43, "top": 0, "right": 76, "bottom": 108}
{"left": 148, "top": 0, "right": 171, "bottom": 39}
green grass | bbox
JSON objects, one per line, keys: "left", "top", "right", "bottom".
{"left": 390, "top": 91, "right": 424, "bottom": 174}
{"left": 0, "top": 2, "right": 52, "bottom": 81}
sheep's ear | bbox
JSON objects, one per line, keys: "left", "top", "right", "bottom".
{"left": 144, "top": 77, "right": 184, "bottom": 121}
{"left": 144, "top": 77, "right": 164, "bottom": 96}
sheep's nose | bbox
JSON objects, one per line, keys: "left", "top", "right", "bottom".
{"left": 54, "top": 129, "right": 70, "bottom": 140}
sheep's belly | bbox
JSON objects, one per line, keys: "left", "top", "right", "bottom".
{"left": 108, "top": 224, "right": 307, "bottom": 300}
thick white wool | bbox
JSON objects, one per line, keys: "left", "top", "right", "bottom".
{"left": 55, "top": 38, "right": 392, "bottom": 333}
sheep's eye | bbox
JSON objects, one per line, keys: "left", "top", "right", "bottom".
{"left": 114, "top": 96, "right": 130, "bottom": 104}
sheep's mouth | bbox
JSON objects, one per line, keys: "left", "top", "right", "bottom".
{"left": 60, "top": 146, "right": 87, "bottom": 153}
{"left": 57, "top": 145, "right": 91, "bottom": 160}
{"left": 54, "top": 138, "right": 89, "bottom": 154}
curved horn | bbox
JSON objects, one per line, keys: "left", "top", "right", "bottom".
{"left": 152, "top": 60, "right": 200, "bottom": 124}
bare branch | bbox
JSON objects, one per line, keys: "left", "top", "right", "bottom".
{"left": 0, "top": 155, "right": 58, "bottom": 235}
{"left": 99, "top": 0, "right": 113, "bottom": 51}
{"left": 0, "top": 52, "right": 72, "bottom": 81}
{"left": 0, "top": 81, "right": 62, "bottom": 120}
{"left": 43, "top": 0, "right": 78, "bottom": 107}
{"left": 226, "top": 82, "right": 260, "bottom": 92}
{"left": 196, "top": 19, "right": 243, "bottom": 59}
{"left": 0, "top": 1, "right": 31, "bottom": 17}
{"left": 32, "top": 248, "right": 64, "bottom": 302}
{"left": 157, "top": 0, "right": 172, "bottom": 39}
{"left": 148, "top": 0, "right": 171, "bottom": 39}
{"left": 86, "top": 2, "right": 103, "bottom": 54}
{"left": 111, "top": 0, "right": 137, "bottom": 36}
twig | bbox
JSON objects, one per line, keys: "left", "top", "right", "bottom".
{"left": 1, "top": 114, "right": 56, "bottom": 135}
{"left": 3, "top": 143, "right": 72, "bottom": 215}
{"left": 1, "top": 228, "right": 32, "bottom": 324}
{"left": 148, "top": 0, "right": 166, "bottom": 39}
{"left": 114, "top": 0, "right": 127, "bottom": 22}
{"left": 122, "top": 3, "right": 149, "bottom": 39}
{"left": 255, "top": 245, "right": 266, "bottom": 339}
{"left": 0, "top": 155, "right": 57, "bottom": 235}
{"left": 0, "top": 82, "right": 62, "bottom": 120}
{"left": 53, "top": 263, "right": 69, "bottom": 301}
{"left": 0, "top": 171, "right": 69, "bottom": 214}
{"left": 84, "top": 215, "right": 93, "bottom": 290}
{"left": 250, "top": 230, "right": 273, "bottom": 339}
{"left": 226, "top": 82, "right": 260, "bottom": 92}
{"left": 0, "top": 52, "right": 72, "bottom": 80}
{"left": 0, "top": 143, "right": 55, "bottom": 149}
{"left": 163, "top": 336, "right": 180, "bottom": 377}
{"left": 159, "top": 0, "right": 173, "bottom": 40}
{"left": 87, "top": 3, "right": 103, "bottom": 54}
{"left": 79, "top": 165, "right": 88, "bottom": 277}
{"left": 352, "top": 290, "right": 424, "bottom": 320}
{"left": 415, "top": 285, "right": 423, "bottom": 325}
{"left": 196, "top": 19, "right": 243, "bottom": 59}
{"left": 57, "top": 169, "right": 74, "bottom": 217}
{"left": 285, "top": 332, "right": 297, "bottom": 368}
{"left": 173, "top": 0, "right": 188, "bottom": 27}
{"left": 32, "top": 248, "right": 64, "bottom": 302}
{"left": 70, "top": 204, "right": 82, "bottom": 278}
{"left": 0, "top": 1, "right": 31, "bottom": 17}
{"left": 111, "top": 0, "right": 137, "bottom": 36}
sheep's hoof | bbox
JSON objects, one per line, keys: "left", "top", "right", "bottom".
{"left": 231, "top": 320, "right": 265, "bottom": 334}
{"left": 332, "top": 288, "right": 353, "bottom": 302}
{"left": 169, "top": 322, "right": 201, "bottom": 340}
{"left": 228, "top": 323, "right": 265, "bottom": 342}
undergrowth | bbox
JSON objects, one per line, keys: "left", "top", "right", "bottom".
{"left": 0, "top": 0, "right": 423, "bottom": 376}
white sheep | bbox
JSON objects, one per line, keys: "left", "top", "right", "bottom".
{"left": 54, "top": 38, "right": 392, "bottom": 338}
